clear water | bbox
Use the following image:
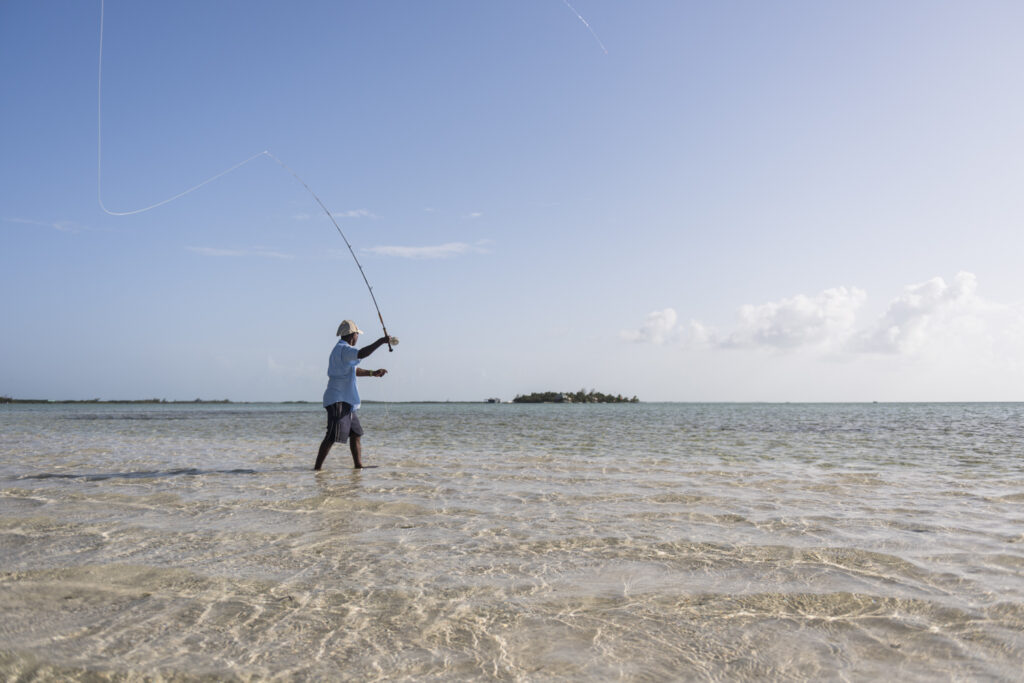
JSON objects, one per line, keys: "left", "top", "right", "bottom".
{"left": 2, "top": 402, "right": 1023, "bottom": 680}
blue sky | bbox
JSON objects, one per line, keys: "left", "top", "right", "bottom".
{"left": 3, "top": 1, "right": 1023, "bottom": 402}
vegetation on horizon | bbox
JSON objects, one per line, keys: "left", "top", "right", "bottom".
{"left": 512, "top": 390, "right": 638, "bottom": 404}
{"left": 0, "top": 397, "right": 237, "bottom": 405}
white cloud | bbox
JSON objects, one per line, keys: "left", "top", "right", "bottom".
{"left": 187, "top": 246, "right": 293, "bottom": 259}
{"left": 620, "top": 309, "right": 715, "bottom": 347}
{"left": 294, "top": 209, "right": 376, "bottom": 221}
{"left": 722, "top": 287, "right": 865, "bottom": 350}
{"left": 852, "top": 272, "right": 980, "bottom": 354}
{"left": 336, "top": 209, "right": 377, "bottom": 219}
{"left": 621, "top": 308, "right": 678, "bottom": 344}
{"left": 365, "top": 241, "right": 490, "bottom": 259}
{"left": 622, "top": 272, "right": 1018, "bottom": 359}
{"left": 5, "top": 217, "right": 82, "bottom": 232}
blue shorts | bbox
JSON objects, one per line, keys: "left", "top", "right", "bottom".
{"left": 325, "top": 402, "right": 363, "bottom": 443}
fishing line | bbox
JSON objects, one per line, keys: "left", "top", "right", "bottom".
{"left": 96, "top": 0, "right": 605, "bottom": 341}
{"left": 562, "top": 0, "right": 608, "bottom": 54}
{"left": 95, "top": 0, "right": 393, "bottom": 349}
{"left": 96, "top": 0, "right": 268, "bottom": 216}
{"left": 96, "top": 0, "right": 605, "bottom": 216}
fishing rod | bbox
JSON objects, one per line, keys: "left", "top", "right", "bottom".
{"left": 263, "top": 151, "right": 393, "bottom": 351}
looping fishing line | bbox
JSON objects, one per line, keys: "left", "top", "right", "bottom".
{"left": 97, "top": 0, "right": 389, "bottom": 351}
{"left": 97, "top": 0, "right": 398, "bottom": 411}
{"left": 97, "top": 0, "right": 604, "bottom": 216}
{"left": 96, "top": 0, "right": 270, "bottom": 216}
{"left": 96, "top": 0, "right": 602, "bottom": 407}
{"left": 562, "top": 0, "right": 608, "bottom": 54}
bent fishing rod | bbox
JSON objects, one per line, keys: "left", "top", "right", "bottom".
{"left": 264, "top": 151, "right": 393, "bottom": 351}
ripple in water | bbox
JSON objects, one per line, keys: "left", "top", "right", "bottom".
{"left": 2, "top": 402, "right": 1023, "bottom": 679}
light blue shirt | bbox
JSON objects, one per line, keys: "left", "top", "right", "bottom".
{"left": 323, "top": 340, "right": 361, "bottom": 408}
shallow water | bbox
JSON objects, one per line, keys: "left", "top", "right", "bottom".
{"left": 1, "top": 402, "right": 1023, "bottom": 680}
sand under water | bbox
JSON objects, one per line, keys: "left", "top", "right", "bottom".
{"left": 2, "top": 402, "right": 1023, "bottom": 680}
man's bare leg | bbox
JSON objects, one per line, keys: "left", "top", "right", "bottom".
{"left": 350, "top": 435, "right": 363, "bottom": 469}
{"left": 314, "top": 436, "right": 333, "bottom": 471}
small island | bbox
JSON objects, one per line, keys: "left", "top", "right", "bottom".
{"left": 512, "top": 390, "right": 638, "bottom": 404}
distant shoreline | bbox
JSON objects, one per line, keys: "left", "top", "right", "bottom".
{"left": 0, "top": 398, "right": 310, "bottom": 405}
{"left": 3, "top": 398, "right": 1020, "bottom": 406}
{"left": 0, "top": 398, "right": 492, "bottom": 405}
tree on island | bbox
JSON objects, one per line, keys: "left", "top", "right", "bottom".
{"left": 512, "top": 389, "right": 638, "bottom": 404}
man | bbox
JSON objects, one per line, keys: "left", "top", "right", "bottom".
{"left": 315, "top": 319, "right": 394, "bottom": 470}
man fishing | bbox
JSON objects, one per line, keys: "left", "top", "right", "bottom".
{"left": 315, "top": 320, "right": 396, "bottom": 470}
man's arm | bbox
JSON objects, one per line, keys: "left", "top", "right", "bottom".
{"left": 357, "top": 336, "right": 391, "bottom": 359}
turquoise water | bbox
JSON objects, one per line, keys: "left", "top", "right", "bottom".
{"left": 2, "top": 402, "right": 1023, "bottom": 680}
